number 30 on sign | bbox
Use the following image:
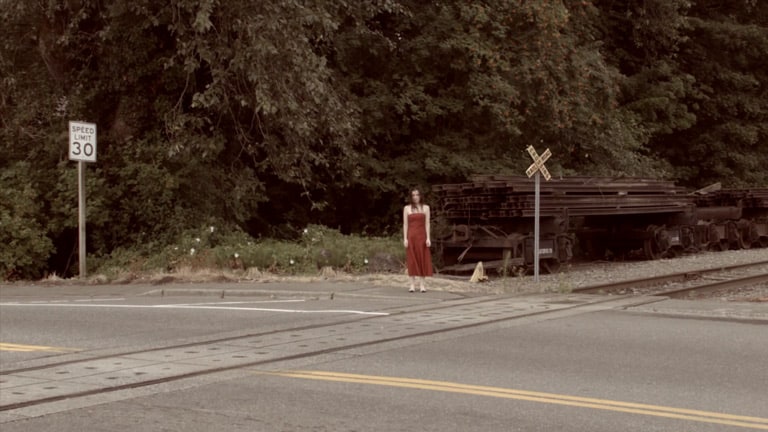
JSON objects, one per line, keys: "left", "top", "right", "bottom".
{"left": 69, "top": 121, "right": 97, "bottom": 162}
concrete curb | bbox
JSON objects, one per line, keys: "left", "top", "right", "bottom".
{"left": 138, "top": 288, "right": 459, "bottom": 301}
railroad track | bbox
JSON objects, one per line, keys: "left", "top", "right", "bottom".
{"left": 574, "top": 259, "right": 768, "bottom": 298}
{"left": 0, "top": 293, "right": 546, "bottom": 376}
{"left": 657, "top": 272, "right": 768, "bottom": 299}
{"left": 0, "top": 293, "right": 639, "bottom": 412}
{"left": 3, "top": 261, "right": 766, "bottom": 413}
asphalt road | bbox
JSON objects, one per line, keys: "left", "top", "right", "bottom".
{"left": 0, "top": 295, "right": 426, "bottom": 364}
{"left": 1, "top": 283, "right": 766, "bottom": 431}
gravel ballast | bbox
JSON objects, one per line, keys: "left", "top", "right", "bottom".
{"left": 452, "top": 248, "right": 768, "bottom": 298}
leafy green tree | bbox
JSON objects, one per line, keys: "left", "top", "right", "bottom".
{"left": 596, "top": 0, "right": 768, "bottom": 187}
{"left": 2, "top": 0, "right": 767, "bottom": 279}
{"left": 0, "top": 164, "right": 55, "bottom": 279}
{"left": 320, "top": 0, "right": 667, "bottom": 232}
{"left": 659, "top": 0, "right": 768, "bottom": 186}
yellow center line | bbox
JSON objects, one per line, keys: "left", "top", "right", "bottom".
{"left": 0, "top": 342, "right": 77, "bottom": 353}
{"left": 260, "top": 370, "right": 768, "bottom": 430}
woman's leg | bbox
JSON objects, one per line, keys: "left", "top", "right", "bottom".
{"left": 419, "top": 277, "right": 426, "bottom": 292}
{"left": 409, "top": 276, "right": 416, "bottom": 292}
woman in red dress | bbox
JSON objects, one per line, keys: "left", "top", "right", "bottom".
{"left": 403, "top": 188, "right": 433, "bottom": 292}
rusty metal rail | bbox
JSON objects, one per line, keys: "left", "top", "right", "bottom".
{"left": 573, "top": 260, "right": 768, "bottom": 296}
{"left": 433, "top": 175, "right": 768, "bottom": 270}
{"left": 434, "top": 176, "right": 694, "bottom": 223}
{"left": 660, "top": 272, "right": 768, "bottom": 299}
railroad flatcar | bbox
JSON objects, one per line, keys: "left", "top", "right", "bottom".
{"left": 433, "top": 176, "right": 768, "bottom": 274}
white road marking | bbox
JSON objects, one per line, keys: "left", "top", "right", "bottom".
{"left": 0, "top": 302, "right": 390, "bottom": 316}
{"left": 1, "top": 298, "right": 127, "bottom": 305}
{"left": 74, "top": 298, "right": 127, "bottom": 302}
{"left": 154, "top": 305, "right": 389, "bottom": 315}
{"left": 164, "top": 300, "right": 306, "bottom": 306}
{"left": 1, "top": 299, "right": 298, "bottom": 306}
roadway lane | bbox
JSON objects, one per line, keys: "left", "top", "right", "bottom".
{"left": 0, "top": 292, "right": 439, "bottom": 365}
{"left": 2, "top": 302, "right": 766, "bottom": 431}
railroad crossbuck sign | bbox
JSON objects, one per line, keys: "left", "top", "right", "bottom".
{"left": 526, "top": 146, "right": 552, "bottom": 181}
{"left": 524, "top": 145, "right": 553, "bottom": 283}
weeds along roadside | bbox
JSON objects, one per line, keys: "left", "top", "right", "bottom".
{"left": 84, "top": 225, "right": 409, "bottom": 282}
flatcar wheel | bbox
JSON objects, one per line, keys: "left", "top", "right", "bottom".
{"left": 643, "top": 225, "right": 664, "bottom": 260}
{"left": 664, "top": 247, "right": 681, "bottom": 259}
{"left": 706, "top": 224, "right": 723, "bottom": 251}
{"left": 542, "top": 259, "right": 561, "bottom": 274}
{"left": 725, "top": 221, "right": 741, "bottom": 250}
{"left": 737, "top": 221, "right": 759, "bottom": 249}
{"left": 708, "top": 239, "right": 726, "bottom": 251}
{"left": 738, "top": 230, "right": 752, "bottom": 250}
{"left": 681, "top": 226, "right": 698, "bottom": 253}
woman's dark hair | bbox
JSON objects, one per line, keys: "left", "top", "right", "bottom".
{"left": 409, "top": 188, "right": 423, "bottom": 211}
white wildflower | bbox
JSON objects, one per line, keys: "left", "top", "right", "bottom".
{"left": 234, "top": 253, "right": 239, "bottom": 259}
{"left": 195, "top": 237, "right": 201, "bottom": 243}
{"left": 190, "top": 248, "right": 196, "bottom": 256}
{"left": 210, "top": 226, "right": 215, "bottom": 233}
{"left": 303, "top": 228, "right": 309, "bottom": 235}
{"left": 364, "top": 258, "right": 369, "bottom": 264}
{"left": 289, "top": 259, "right": 295, "bottom": 265}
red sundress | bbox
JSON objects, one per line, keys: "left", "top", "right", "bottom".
{"left": 406, "top": 212, "right": 433, "bottom": 277}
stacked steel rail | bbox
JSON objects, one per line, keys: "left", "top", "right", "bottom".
{"left": 434, "top": 176, "right": 692, "bottom": 221}
{"left": 695, "top": 188, "right": 768, "bottom": 209}
{"left": 433, "top": 176, "right": 768, "bottom": 274}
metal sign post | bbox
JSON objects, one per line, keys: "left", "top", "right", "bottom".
{"left": 78, "top": 161, "right": 86, "bottom": 277}
{"left": 69, "top": 121, "right": 97, "bottom": 278}
{"left": 525, "top": 145, "right": 552, "bottom": 283}
{"left": 534, "top": 170, "right": 540, "bottom": 281}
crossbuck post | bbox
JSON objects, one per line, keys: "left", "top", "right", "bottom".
{"left": 525, "top": 145, "right": 552, "bottom": 283}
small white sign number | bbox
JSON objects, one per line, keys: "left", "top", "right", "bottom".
{"left": 69, "top": 121, "right": 97, "bottom": 162}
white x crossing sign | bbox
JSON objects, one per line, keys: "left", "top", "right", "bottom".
{"left": 523, "top": 144, "right": 554, "bottom": 283}
{"left": 526, "top": 146, "right": 552, "bottom": 181}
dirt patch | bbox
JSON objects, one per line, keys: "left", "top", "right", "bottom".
{"left": 367, "top": 252, "right": 403, "bottom": 273}
{"left": 7, "top": 268, "right": 514, "bottom": 295}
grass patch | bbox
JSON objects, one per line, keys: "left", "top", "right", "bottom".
{"left": 90, "top": 225, "right": 405, "bottom": 282}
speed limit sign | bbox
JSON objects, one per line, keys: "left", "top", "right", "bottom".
{"left": 69, "top": 120, "right": 97, "bottom": 277}
{"left": 69, "top": 121, "right": 97, "bottom": 162}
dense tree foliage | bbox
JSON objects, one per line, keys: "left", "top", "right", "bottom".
{"left": 2, "top": 0, "right": 767, "bottom": 278}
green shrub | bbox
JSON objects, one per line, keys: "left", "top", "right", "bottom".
{"left": 0, "top": 163, "right": 55, "bottom": 280}
{"left": 91, "top": 224, "right": 403, "bottom": 277}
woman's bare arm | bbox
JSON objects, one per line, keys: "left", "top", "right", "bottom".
{"left": 425, "top": 205, "right": 431, "bottom": 246}
{"left": 403, "top": 206, "right": 409, "bottom": 247}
